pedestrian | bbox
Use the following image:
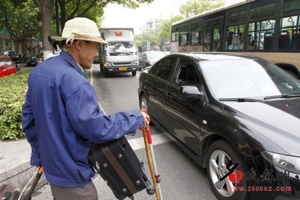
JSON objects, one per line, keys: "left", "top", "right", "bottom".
{"left": 22, "top": 17, "right": 150, "bottom": 200}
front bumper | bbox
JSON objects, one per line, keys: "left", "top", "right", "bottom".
{"left": 103, "top": 65, "right": 139, "bottom": 73}
{"left": 243, "top": 157, "right": 300, "bottom": 199}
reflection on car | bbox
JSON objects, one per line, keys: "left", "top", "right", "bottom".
{"left": 0, "top": 55, "right": 17, "bottom": 77}
{"left": 138, "top": 52, "right": 300, "bottom": 200}
{"left": 139, "top": 51, "right": 166, "bottom": 70}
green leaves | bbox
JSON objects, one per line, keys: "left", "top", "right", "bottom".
{"left": 180, "top": 0, "right": 225, "bottom": 18}
{"left": 0, "top": 70, "right": 31, "bottom": 140}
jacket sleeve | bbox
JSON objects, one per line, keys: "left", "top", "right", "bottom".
{"left": 22, "top": 93, "right": 42, "bottom": 166}
{"left": 65, "top": 82, "right": 145, "bottom": 143}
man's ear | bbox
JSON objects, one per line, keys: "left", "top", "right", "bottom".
{"left": 74, "top": 40, "right": 82, "bottom": 51}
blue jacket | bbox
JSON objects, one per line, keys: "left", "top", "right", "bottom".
{"left": 22, "top": 51, "right": 145, "bottom": 187}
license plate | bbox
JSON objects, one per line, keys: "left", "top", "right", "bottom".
{"left": 119, "top": 67, "right": 127, "bottom": 71}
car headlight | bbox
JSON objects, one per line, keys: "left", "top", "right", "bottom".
{"left": 261, "top": 151, "right": 300, "bottom": 174}
{"left": 104, "top": 62, "right": 112, "bottom": 67}
{"left": 132, "top": 60, "right": 139, "bottom": 65}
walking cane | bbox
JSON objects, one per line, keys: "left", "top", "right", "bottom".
{"left": 142, "top": 126, "right": 162, "bottom": 200}
{"left": 18, "top": 166, "right": 44, "bottom": 200}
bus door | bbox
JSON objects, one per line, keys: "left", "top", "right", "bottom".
{"left": 204, "top": 18, "right": 223, "bottom": 52}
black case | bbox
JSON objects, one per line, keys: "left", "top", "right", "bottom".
{"left": 89, "top": 136, "right": 154, "bottom": 200}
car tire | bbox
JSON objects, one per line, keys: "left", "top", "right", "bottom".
{"left": 140, "top": 94, "right": 153, "bottom": 125}
{"left": 132, "top": 71, "right": 137, "bottom": 76}
{"left": 206, "top": 140, "right": 247, "bottom": 200}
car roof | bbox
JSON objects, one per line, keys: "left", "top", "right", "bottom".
{"left": 168, "top": 52, "right": 262, "bottom": 62}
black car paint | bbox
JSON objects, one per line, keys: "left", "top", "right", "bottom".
{"left": 138, "top": 53, "right": 300, "bottom": 199}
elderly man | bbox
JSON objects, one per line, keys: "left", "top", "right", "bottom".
{"left": 22, "top": 17, "right": 150, "bottom": 200}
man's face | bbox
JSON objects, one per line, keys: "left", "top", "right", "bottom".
{"left": 78, "top": 41, "right": 99, "bottom": 69}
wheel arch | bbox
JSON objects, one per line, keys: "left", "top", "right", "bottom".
{"left": 201, "top": 134, "right": 239, "bottom": 168}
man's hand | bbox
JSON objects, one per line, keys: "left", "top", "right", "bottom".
{"left": 141, "top": 111, "right": 150, "bottom": 130}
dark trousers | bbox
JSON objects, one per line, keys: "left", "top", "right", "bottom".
{"left": 50, "top": 180, "right": 98, "bottom": 200}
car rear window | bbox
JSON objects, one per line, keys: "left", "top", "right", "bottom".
{"left": 5, "top": 57, "right": 13, "bottom": 66}
{"left": 0, "top": 58, "right": 5, "bottom": 67}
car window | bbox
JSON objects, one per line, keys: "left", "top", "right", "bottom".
{"left": 0, "top": 59, "right": 5, "bottom": 68}
{"left": 5, "top": 57, "right": 12, "bottom": 66}
{"left": 174, "top": 60, "right": 200, "bottom": 87}
{"left": 152, "top": 57, "right": 177, "bottom": 80}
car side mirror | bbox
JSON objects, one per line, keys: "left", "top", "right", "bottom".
{"left": 180, "top": 86, "right": 202, "bottom": 98}
{"left": 0, "top": 66, "right": 6, "bottom": 70}
{"left": 179, "top": 85, "right": 208, "bottom": 102}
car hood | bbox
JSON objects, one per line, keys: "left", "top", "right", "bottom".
{"left": 222, "top": 98, "right": 300, "bottom": 156}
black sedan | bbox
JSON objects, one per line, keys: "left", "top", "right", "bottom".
{"left": 138, "top": 52, "right": 300, "bottom": 200}
{"left": 26, "top": 56, "right": 38, "bottom": 67}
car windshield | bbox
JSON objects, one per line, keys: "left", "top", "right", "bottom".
{"left": 106, "top": 41, "right": 136, "bottom": 52}
{"left": 201, "top": 59, "right": 300, "bottom": 99}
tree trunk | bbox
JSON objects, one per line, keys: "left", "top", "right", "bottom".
{"left": 36, "top": 0, "right": 55, "bottom": 60}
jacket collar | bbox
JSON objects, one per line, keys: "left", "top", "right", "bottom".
{"left": 60, "top": 50, "right": 85, "bottom": 78}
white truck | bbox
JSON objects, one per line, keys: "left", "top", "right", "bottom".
{"left": 99, "top": 28, "right": 139, "bottom": 76}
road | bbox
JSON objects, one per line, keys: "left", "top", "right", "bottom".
{"left": 32, "top": 64, "right": 218, "bottom": 200}
{"left": 91, "top": 65, "right": 217, "bottom": 200}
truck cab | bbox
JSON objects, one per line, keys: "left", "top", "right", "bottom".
{"left": 99, "top": 28, "right": 139, "bottom": 76}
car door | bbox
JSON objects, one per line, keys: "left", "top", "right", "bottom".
{"left": 163, "top": 59, "right": 206, "bottom": 154}
{"left": 145, "top": 56, "right": 178, "bottom": 125}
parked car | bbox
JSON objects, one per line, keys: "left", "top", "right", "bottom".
{"left": 0, "top": 55, "right": 17, "bottom": 77}
{"left": 93, "top": 55, "right": 100, "bottom": 64}
{"left": 139, "top": 51, "right": 166, "bottom": 70}
{"left": 138, "top": 52, "right": 300, "bottom": 200}
{"left": 26, "top": 56, "right": 38, "bottom": 67}
{"left": 0, "top": 50, "right": 15, "bottom": 59}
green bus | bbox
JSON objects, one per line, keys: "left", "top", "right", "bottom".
{"left": 171, "top": 0, "right": 300, "bottom": 78}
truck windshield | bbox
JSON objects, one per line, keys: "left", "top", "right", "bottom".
{"left": 106, "top": 42, "right": 136, "bottom": 52}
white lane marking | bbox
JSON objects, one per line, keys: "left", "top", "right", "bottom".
{"left": 128, "top": 134, "right": 171, "bottom": 150}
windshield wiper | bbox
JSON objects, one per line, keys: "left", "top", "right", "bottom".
{"left": 264, "top": 93, "right": 300, "bottom": 100}
{"left": 219, "top": 98, "right": 263, "bottom": 102}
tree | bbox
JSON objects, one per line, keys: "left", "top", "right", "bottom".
{"left": 32, "top": 0, "right": 154, "bottom": 59}
{"left": 158, "top": 15, "right": 184, "bottom": 45}
{"left": 0, "top": 0, "right": 41, "bottom": 54}
{"left": 180, "top": 0, "right": 225, "bottom": 18}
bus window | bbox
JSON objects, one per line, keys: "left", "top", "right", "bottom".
{"left": 204, "top": 25, "right": 211, "bottom": 51}
{"left": 293, "top": 30, "right": 300, "bottom": 50}
{"left": 278, "top": 31, "right": 291, "bottom": 49}
{"left": 179, "top": 25, "right": 190, "bottom": 46}
{"left": 280, "top": 16, "right": 299, "bottom": 50}
{"left": 191, "top": 22, "right": 202, "bottom": 45}
{"left": 226, "top": 25, "right": 245, "bottom": 50}
{"left": 171, "top": 27, "right": 179, "bottom": 42}
{"left": 213, "top": 25, "right": 221, "bottom": 51}
{"left": 247, "top": 19, "right": 276, "bottom": 50}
